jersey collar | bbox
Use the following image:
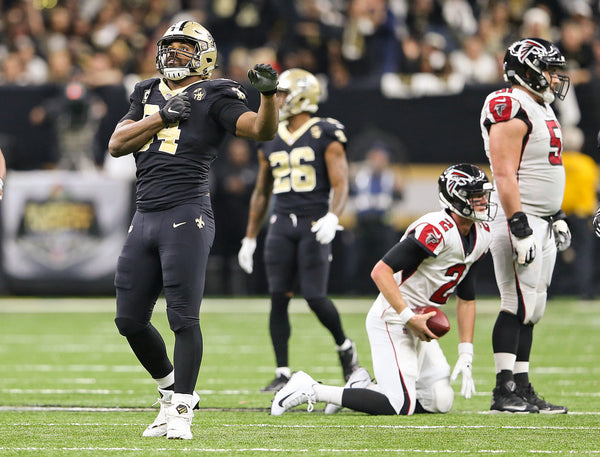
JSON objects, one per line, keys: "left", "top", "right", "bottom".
{"left": 278, "top": 117, "right": 321, "bottom": 146}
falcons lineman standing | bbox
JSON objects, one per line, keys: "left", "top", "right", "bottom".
{"left": 108, "top": 20, "right": 278, "bottom": 439}
{"left": 480, "top": 38, "right": 571, "bottom": 413}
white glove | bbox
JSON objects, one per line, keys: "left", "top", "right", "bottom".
{"left": 511, "top": 233, "right": 536, "bottom": 265}
{"left": 238, "top": 237, "right": 257, "bottom": 274}
{"left": 450, "top": 343, "right": 475, "bottom": 399}
{"left": 508, "top": 211, "right": 536, "bottom": 265}
{"left": 552, "top": 219, "right": 571, "bottom": 252}
{"left": 311, "top": 212, "right": 340, "bottom": 245}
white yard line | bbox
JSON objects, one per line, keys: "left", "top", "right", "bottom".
{"left": 0, "top": 447, "right": 598, "bottom": 454}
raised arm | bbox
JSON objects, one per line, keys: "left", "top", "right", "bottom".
{"left": 235, "top": 64, "right": 279, "bottom": 141}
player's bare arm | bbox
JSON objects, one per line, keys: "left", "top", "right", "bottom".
{"left": 235, "top": 95, "right": 278, "bottom": 141}
{"left": 456, "top": 297, "right": 475, "bottom": 345}
{"left": 324, "top": 141, "right": 349, "bottom": 216}
{"left": 488, "top": 118, "right": 528, "bottom": 217}
{"left": 108, "top": 117, "right": 166, "bottom": 157}
{"left": 371, "top": 260, "right": 437, "bottom": 341}
{"left": 244, "top": 150, "right": 274, "bottom": 238}
{"left": 236, "top": 63, "right": 279, "bottom": 141}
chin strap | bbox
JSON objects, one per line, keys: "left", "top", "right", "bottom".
{"left": 513, "top": 74, "right": 554, "bottom": 103}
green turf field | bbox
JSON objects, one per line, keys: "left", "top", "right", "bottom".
{"left": 0, "top": 296, "right": 599, "bottom": 456}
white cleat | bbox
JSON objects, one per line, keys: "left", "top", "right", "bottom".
{"left": 142, "top": 389, "right": 199, "bottom": 438}
{"left": 271, "top": 371, "right": 317, "bottom": 416}
{"left": 166, "top": 402, "right": 194, "bottom": 440}
{"left": 324, "top": 367, "right": 372, "bottom": 414}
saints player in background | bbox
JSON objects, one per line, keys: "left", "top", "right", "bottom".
{"left": 271, "top": 164, "right": 494, "bottom": 416}
{"left": 237, "top": 68, "right": 359, "bottom": 392}
{"left": 480, "top": 38, "right": 571, "bottom": 413}
{"left": 108, "top": 20, "right": 278, "bottom": 439}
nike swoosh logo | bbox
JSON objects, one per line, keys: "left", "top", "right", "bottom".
{"left": 501, "top": 404, "right": 527, "bottom": 411}
{"left": 173, "top": 222, "right": 187, "bottom": 228}
{"left": 278, "top": 392, "right": 294, "bottom": 407}
{"left": 167, "top": 107, "right": 178, "bottom": 114}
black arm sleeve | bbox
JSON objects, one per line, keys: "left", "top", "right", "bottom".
{"left": 381, "top": 234, "right": 432, "bottom": 273}
{"left": 119, "top": 101, "right": 143, "bottom": 123}
{"left": 210, "top": 97, "right": 252, "bottom": 134}
{"left": 455, "top": 255, "right": 486, "bottom": 301}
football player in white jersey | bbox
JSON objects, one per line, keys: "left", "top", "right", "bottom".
{"left": 480, "top": 38, "right": 571, "bottom": 413}
{"left": 270, "top": 164, "right": 495, "bottom": 416}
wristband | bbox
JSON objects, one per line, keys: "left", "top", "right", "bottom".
{"left": 458, "top": 342, "right": 474, "bottom": 356}
{"left": 398, "top": 307, "right": 415, "bottom": 326}
{"left": 261, "top": 88, "right": 277, "bottom": 96}
{"left": 508, "top": 211, "right": 532, "bottom": 238}
{"left": 0, "top": 177, "right": 4, "bottom": 190}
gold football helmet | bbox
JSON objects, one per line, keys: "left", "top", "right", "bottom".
{"left": 156, "top": 20, "right": 217, "bottom": 81}
{"left": 277, "top": 69, "right": 321, "bottom": 121}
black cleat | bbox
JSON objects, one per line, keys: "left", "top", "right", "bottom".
{"left": 337, "top": 339, "right": 359, "bottom": 381}
{"left": 491, "top": 380, "right": 539, "bottom": 413}
{"left": 516, "top": 383, "right": 568, "bottom": 414}
{"left": 261, "top": 374, "right": 290, "bottom": 393}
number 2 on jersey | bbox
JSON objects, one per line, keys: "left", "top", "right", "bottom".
{"left": 430, "top": 264, "right": 466, "bottom": 304}
{"left": 270, "top": 147, "right": 317, "bottom": 193}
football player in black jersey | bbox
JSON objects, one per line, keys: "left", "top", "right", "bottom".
{"left": 108, "top": 20, "right": 278, "bottom": 440}
{"left": 237, "top": 68, "right": 360, "bottom": 392}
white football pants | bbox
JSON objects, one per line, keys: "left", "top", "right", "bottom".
{"left": 489, "top": 211, "right": 557, "bottom": 324}
{"left": 366, "top": 311, "right": 453, "bottom": 415}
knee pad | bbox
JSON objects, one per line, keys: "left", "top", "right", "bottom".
{"left": 167, "top": 308, "right": 198, "bottom": 333}
{"left": 114, "top": 317, "right": 147, "bottom": 337}
{"left": 416, "top": 378, "right": 454, "bottom": 413}
{"left": 431, "top": 379, "right": 454, "bottom": 413}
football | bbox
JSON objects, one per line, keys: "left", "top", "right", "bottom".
{"left": 414, "top": 306, "right": 450, "bottom": 338}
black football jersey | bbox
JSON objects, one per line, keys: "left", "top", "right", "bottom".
{"left": 262, "top": 117, "right": 347, "bottom": 217}
{"left": 121, "top": 77, "right": 251, "bottom": 211}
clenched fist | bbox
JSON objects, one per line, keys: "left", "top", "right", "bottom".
{"left": 159, "top": 92, "right": 191, "bottom": 125}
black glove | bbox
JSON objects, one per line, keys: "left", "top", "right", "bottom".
{"left": 248, "top": 63, "right": 278, "bottom": 95}
{"left": 159, "top": 93, "right": 191, "bottom": 125}
{"left": 508, "top": 211, "right": 533, "bottom": 238}
{"left": 508, "top": 211, "right": 536, "bottom": 265}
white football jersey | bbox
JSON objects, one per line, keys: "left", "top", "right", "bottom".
{"left": 370, "top": 210, "right": 492, "bottom": 322}
{"left": 480, "top": 87, "right": 565, "bottom": 217}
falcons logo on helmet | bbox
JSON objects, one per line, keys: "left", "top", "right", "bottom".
{"left": 445, "top": 170, "right": 480, "bottom": 195}
{"left": 511, "top": 39, "right": 547, "bottom": 63}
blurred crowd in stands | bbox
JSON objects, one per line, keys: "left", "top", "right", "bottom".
{"left": 0, "top": 0, "right": 599, "bottom": 297}
{"left": 1, "top": 0, "right": 599, "bottom": 94}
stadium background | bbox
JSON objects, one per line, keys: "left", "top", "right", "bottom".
{"left": 0, "top": 0, "right": 598, "bottom": 297}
